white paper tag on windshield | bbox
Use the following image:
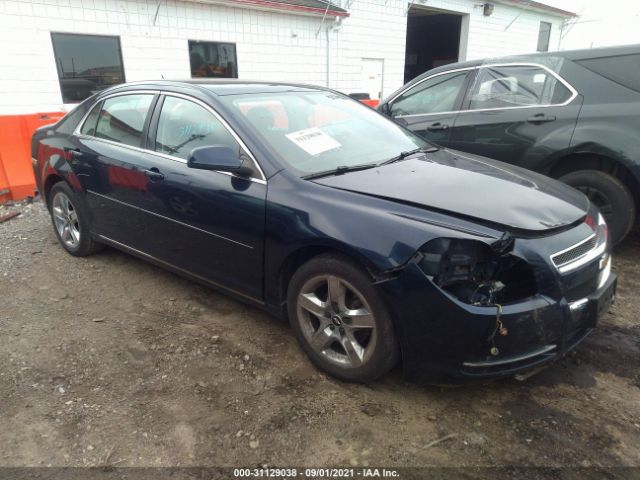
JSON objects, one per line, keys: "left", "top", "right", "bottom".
{"left": 285, "top": 127, "right": 341, "bottom": 156}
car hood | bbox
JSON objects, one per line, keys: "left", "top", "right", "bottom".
{"left": 311, "top": 149, "right": 589, "bottom": 233}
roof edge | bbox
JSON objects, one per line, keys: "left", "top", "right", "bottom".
{"left": 191, "top": 0, "right": 349, "bottom": 17}
{"left": 493, "top": 0, "right": 577, "bottom": 18}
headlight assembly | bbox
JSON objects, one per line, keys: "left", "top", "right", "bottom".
{"left": 416, "top": 236, "right": 538, "bottom": 306}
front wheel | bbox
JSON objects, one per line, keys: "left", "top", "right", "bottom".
{"left": 287, "top": 254, "right": 399, "bottom": 383}
{"left": 559, "top": 170, "right": 635, "bottom": 245}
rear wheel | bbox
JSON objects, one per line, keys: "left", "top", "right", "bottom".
{"left": 559, "top": 170, "right": 635, "bottom": 245}
{"left": 288, "top": 254, "right": 399, "bottom": 383}
{"left": 49, "top": 182, "right": 103, "bottom": 256}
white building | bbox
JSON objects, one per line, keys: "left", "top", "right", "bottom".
{"left": 0, "top": 0, "right": 575, "bottom": 117}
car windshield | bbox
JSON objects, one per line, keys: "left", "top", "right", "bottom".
{"left": 219, "top": 90, "right": 429, "bottom": 175}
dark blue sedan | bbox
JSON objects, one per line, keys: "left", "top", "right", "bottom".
{"left": 32, "top": 80, "right": 616, "bottom": 383}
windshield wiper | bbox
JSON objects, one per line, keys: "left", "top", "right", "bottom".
{"left": 380, "top": 146, "right": 440, "bottom": 166}
{"left": 301, "top": 146, "right": 440, "bottom": 180}
{"left": 302, "top": 163, "right": 379, "bottom": 180}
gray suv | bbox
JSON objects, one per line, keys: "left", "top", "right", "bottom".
{"left": 379, "top": 44, "right": 640, "bottom": 244}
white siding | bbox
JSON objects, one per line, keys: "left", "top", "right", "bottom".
{"left": 330, "top": 0, "right": 408, "bottom": 99}
{"left": 410, "top": 0, "right": 564, "bottom": 61}
{"left": 0, "top": 0, "right": 567, "bottom": 115}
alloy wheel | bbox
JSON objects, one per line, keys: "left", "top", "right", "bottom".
{"left": 52, "top": 192, "right": 81, "bottom": 248}
{"left": 296, "top": 274, "right": 377, "bottom": 368}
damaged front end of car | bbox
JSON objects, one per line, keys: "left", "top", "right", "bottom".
{"left": 375, "top": 217, "right": 615, "bottom": 382}
{"left": 415, "top": 233, "right": 537, "bottom": 307}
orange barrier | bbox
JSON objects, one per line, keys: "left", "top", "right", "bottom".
{"left": 0, "top": 153, "right": 10, "bottom": 201}
{"left": 360, "top": 99, "right": 380, "bottom": 108}
{"left": 0, "top": 112, "right": 65, "bottom": 203}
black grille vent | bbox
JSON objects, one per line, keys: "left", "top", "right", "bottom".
{"left": 552, "top": 235, "right": 597, "bottom": 268}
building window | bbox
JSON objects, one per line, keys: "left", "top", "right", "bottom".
{"left": 537, "top": 22, "right": 552, "bottom": 52}
{"left": 189, "top": 40, "right": 238, "bottom": 78}
{"left": 51, "top": 33, "right": 125, "bottom": 103}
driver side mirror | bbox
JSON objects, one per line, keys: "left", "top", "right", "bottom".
{"left": 187, "top": 145, "right": 253, "bottom": 177}
{"left": 380, "top": 103, "right": 407, "bottom": 126}
{"left": 379, "top": 102, "right": 392, "bottom": 116}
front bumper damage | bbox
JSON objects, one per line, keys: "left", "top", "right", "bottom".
{"left": 376, "top": 255, "right": 617, "bottom": 383}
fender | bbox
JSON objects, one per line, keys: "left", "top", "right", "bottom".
{"left": 263, "top": 170, "right": 505, "bottom": 306}
{"left": 568, "top": 112, "right": 640, "bottom": 181}
{"left": 33, "top": 128, "right": 87, "bottom": 212}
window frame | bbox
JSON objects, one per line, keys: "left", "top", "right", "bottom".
{"left": 537, "top": 22, "right": 552, "bottom": 53}
{"left": 50, "top": 32, "right": 126, "bottom": 104}
{"left": 92, "top": 93, "right": 157, "bottom": 148}
{"left": 188, "top": 40, "right": 238, "bottom": 79}
{"left": 79, "top": 100, "right": 104, "bottom": 136}
{"left": 75, "top": 90, "right": 266, "bottom": 183}
{"left": 461, "top": 63, "right": 577, "bottom": 112}
{"left": 388, "top": 70, "right": 472, "bottom": 118}
{"left": 75, "top": 90, "right": 159, "bottom": 147}
{"left": 388, "top": 62, "right": 578, "bottom": 118}
{"left": 150, "top": 94, "right": 240, "bottom": 160}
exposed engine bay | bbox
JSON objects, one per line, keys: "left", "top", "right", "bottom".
{"left": 416, "top": 234, "right": 538, "bottom": 306}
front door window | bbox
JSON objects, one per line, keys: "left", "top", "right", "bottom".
{"left": 390, "top": 71, "right": 468, "bottom": 117}
{"left": 154, "top": 96, "right": 240, "bottom": 160}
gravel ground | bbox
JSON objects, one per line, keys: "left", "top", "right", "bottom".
{"left": 0, "top": 200, "right": 639, "bottom": 474}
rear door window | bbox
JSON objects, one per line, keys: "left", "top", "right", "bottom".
{"left": 94, "top": 94, "right": 154, "bottom": 147}
{"left": 80, "top": 101, "right": 102, "bottom": 136}
{"left": 467, "top": 65, "right": 573, "bottom": 110}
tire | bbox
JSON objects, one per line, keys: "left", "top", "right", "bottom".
{"left": 287, "top": 253, "right": 399, "bottom": 383}
{"left": 49, "top": 182, "right": 103, "bottom": 257}
{"left": 559, "top": 170, "right": 635, "bottom": 245}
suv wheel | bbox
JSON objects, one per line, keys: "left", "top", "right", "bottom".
{"left": 560, "top": 170, "right": 635, "bottom": 245}
{"left": 288, "top": 254, "right": 399, "bottom": 383}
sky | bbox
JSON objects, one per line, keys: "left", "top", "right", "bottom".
{"left": 541, "top": 0, "right": 640, "bottom": 50}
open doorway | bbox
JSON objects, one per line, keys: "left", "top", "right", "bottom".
{"left": 404, "top": 6, "right": 465, "bottom": 83}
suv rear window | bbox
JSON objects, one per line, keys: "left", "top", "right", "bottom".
{"left": 576, "top": 54, "right": 640, "bottom": 93}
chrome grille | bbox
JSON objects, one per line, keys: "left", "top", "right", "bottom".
{"left": 551, "top": 234, "right": 597, "bottom": 268}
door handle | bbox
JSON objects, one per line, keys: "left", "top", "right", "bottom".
{"left": 63, "top": 147, "right": 84, "bottom": 158}
{"left": 527, "top": 114, "right": 556, "bottom": 124}
{"left": 427, "top": 122, "right": 449, "bottom": 132}
{"left": 144, "top": 168, "right": 165, "bottom": 182}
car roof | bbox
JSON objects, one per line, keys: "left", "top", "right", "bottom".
{"left": 103, "top": 79, "right": 325, "bottom": 97}
{"left": 419, "top": 44, "right": 640, "bottom": 78}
